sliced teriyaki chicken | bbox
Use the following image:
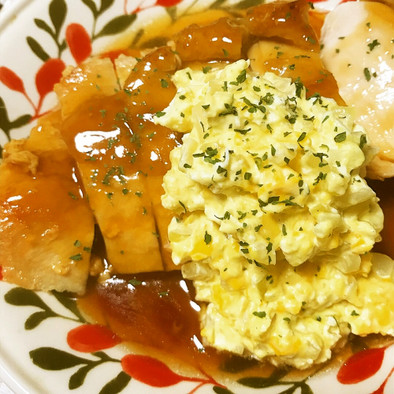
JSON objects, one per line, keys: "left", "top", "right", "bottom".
{"left": 246, "top": 0, "right": 343, "bottom": 103}
{"left": 59, "top": 96, "right": 164, "bottom": 274}
{"left": 0, "top": 112, "right": 95, "bottom": 294}
{"left": 55, "top": 48, "right": 180, "bottom": 273}
{"left": 320, "top": 1, "right": 394, "bottom": 179}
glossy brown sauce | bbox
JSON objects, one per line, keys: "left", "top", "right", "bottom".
{"left": 0, "top": 112, "right": 95, "bottom": 292}
{"left": 75, "top": 0, "right": 394, "bottom": 380}
{"left": 60, "top": 47, "right": 182, "bottom": 273}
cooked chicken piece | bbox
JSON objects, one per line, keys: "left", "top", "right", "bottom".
{"left": 0, "top": 112, "right": 95, "bottom": 294}
{"left": 173, "top": 17, "right": 245, "bottom": 62}
{"left": 320, "top": 1, "right": 394, "bottom": 179}
{"left": 122, "top": 47, "right": 181, "bottom": 271}
{"left": 55, "top": 57, "right": 119, "bottom": 119}
{"left": 247, "top": 0, "right": 342, "bottom": 102}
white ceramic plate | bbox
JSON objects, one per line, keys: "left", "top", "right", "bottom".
{"left": 0, "top": 0, "right": 393, "bottom": 393}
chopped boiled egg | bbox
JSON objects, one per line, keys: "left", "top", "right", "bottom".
{"left": 155, "top": 60, "right": 394, "bottom": 369}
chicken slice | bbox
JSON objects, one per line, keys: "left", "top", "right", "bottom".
{"left": 0, "top": 112, "right": 95, "bottom": 294}
{"left": 56, "top": 48, "right": 184, "bottom": 273}
{"left": 121, "top": 47, "right": 182, "bottom": 271}
{"left": 55, "top": 57, "right": 119, "bottom": 119}
{"left": 246, "top": 0, "right": 342, "bottom": 102}
{"left": 58, "top": 95, "right": 164, "bottom": 274}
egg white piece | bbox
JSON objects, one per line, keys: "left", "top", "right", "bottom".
{"left": 320, "top": 1, "right": 394, "bottom": 179}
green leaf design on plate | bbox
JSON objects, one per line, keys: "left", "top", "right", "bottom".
{"left": 81, "top": 0, "right": 98, "bottom": 17}
{"left": 4, "top": 287, "right": 50, "bottom": 310}
{"left": 26, "top": 36, "right": 50, "bottom": 61}
{"left": 34, "top": 18, "right": 55, "bottom": 37}
{"left": 0, "top": 97, "right": 31, "bottom": 139}
{"left": 24, "top": 310, "right": 57, "bottom": 330}
{"left": 0, "top": 99, "right": 11, "bottom": 137}
{"left": 238, "top": 376, "right": 276, "bottom": 389}
{"left": 210, "top": 0, "right": 227, "bottom": 8}
{"left": 10, "top": 114, "right": 32, "bottom": 129}
{"left": 279, "top": 386, "right": 298, "bottom": 394}
{"left": 99, "top": 0, "right": 114, "bottom": 14}
{"left": 5, "top": 288, "right": 85, "bottom": 329}
{"left": 95, "top": 14, "right": 137, "bottom": 38}
{"left": 99, "top": 372, "right": 131, "bottom": 394}
{"left": 0, "top": 97, "right": 10, "bottom": 137}
{"left": 59, "top": 40, "right": 67, "bottom": 53}
{"left": 237, "top": 367, "right": 314, "bottom": 394}
{"left": 237, "top": 368, "right": 288, "bottom": 388}
{"left": 165, "top": 6, "right": 177, "bottom": 21}
{"left": 69, "top": 364, "right": 94, "bottom": 389}
{"left": 30, "top": 347, "right": 90, "bottom": 370}
{"left": 32, "top": 11, "right": 67, "bottom": 58}
{"left": 52, "top": 290, "right": 87, "bottom": 323}
{"left": 213, "top": 386, "right": 235, "bottom": 394}
{"left": 220, "top": 354, "right": 258, "bottom": 373}
{"left": 300, "top": 383, "right": 314, "bottom": 394}
{"left": 28, "top": 344, "right": 123, "bottom": 389}
{"left": 49, "top": 0, "right": 67, "bottom": 37}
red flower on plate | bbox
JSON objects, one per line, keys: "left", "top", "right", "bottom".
{"left": 0, "top": 59, "right": 65, "bottom": 124}
{"left": 67, "top": 324, "right": 122, "bottom": 353}
{"left": 65, "top": 23, "right": 92, "bottom": 65}
{"left": 0, "top": 66, "right": 26, "bottom": 93}
{"left": 124, "top": 0, "right": 184, "bottom": 14}
{"left": 34, "top": 58, "right": 66, "bottom": 118}
{"left": 337, "top": 346, "right": 394, "bottom": 393}
{"left": 0, "top": 66, "right": 36, "bottom": 110}
{"left": 337, "top": 347, "right": 386, "bottom": 384}
{"left": 155, "top": 0, "right": 183, "bottom": 6}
